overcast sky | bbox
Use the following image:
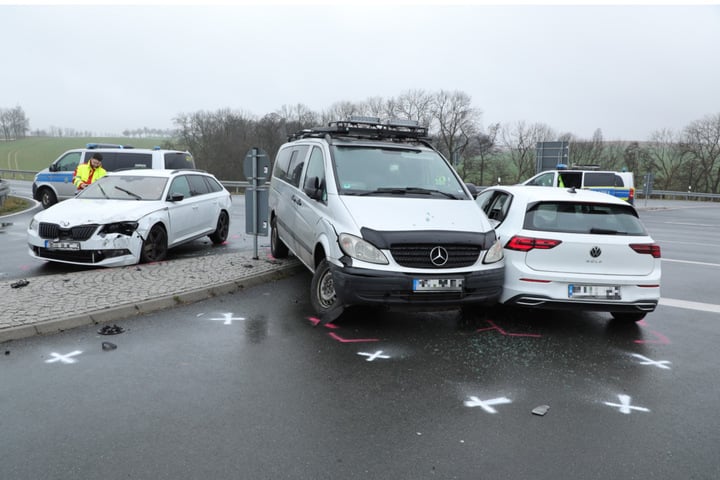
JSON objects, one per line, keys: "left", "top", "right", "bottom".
{"left": 2, "top": 3, "right": 719, "bottom": 140}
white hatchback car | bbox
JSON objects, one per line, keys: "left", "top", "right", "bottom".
{"left": 476, "top": 185, "right": 661, "bottom": 322}
{"left": 28, "top": 169, "right": 232, "bottom": 267}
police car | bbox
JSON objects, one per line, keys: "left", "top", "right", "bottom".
{"left": 32, "top": 144, "right": 196, "bottom": 208}
{"left": 522, "top": 165, "right": 635, "bottom": 204}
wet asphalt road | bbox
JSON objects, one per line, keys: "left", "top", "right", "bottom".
{"left": 2, "top": 190, "right": 720, "bottom": 478}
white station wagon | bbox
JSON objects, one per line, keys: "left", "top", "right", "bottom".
{"left": 476, "top": 185, "right": 661, "bottom": 322}
{"left": 28, "top": 169, "right": 232, "bottom": 267}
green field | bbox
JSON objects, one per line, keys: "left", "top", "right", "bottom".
{"left": 0, "top": 137, "right": 171, "bottom": 174}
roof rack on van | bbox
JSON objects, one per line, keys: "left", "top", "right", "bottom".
{"left": 86, "top": 143, "right": 134, "bottom": 149}
{"left": 570, "top": 164, "right": 600, "bottom": 170}
{"left": 288, "top": 116, "right": 430, "bottom": 143}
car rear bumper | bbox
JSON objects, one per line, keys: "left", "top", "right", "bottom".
{"left": 502, "top": 294, "right": 658, "bottom": 313}
{"left": 331, "top": 264, "right": 504, "bottom": 308}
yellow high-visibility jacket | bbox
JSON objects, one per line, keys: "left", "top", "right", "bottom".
{"left": 73, "top": 163, "right": 107, "bottom": 189}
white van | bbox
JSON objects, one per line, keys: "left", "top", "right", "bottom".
{"left": 268, "top": 118, "right": 505, "bottom": 321}
{"left": 523, "top": 167, "right": 636, "bottom": 204}
{"left": 32, "top": 144, "right": 195, "bottom": 208}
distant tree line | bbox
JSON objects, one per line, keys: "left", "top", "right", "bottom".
{"left": 7, "top": 93, "right": 720, "bottom": 193}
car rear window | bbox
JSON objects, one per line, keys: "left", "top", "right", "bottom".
{"left": 524, "top": 201, "right": 647, "bottom": 235}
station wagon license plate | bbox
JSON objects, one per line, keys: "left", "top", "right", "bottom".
{"left": 46, "top": 241, "right": 80, "bottom": 251}
{"left": 569, "top": 284, "right": 621, "bottom": 300}
{"left": 413, "top": 278, "right": 464, "bottom": 292}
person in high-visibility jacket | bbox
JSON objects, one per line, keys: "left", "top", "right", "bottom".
{"left": 73, "top": 153, "right": 106, "bottom": 190}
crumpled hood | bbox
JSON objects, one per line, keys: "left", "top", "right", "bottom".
{"left": 34, "top": 199, "right": 165, "bottom": 226}
{"left": 338, "top": 196, "right": 491, "bottom": 232}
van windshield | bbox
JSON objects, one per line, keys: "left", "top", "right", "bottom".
{"left": 331, "top": 146, "right": 468, "bottom": 199}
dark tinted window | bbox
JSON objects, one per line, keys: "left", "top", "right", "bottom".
{"left": 524, "top": 201, "right": 646, "bottom": 235}
{"left": 286, "top": 146, "right": 309, "bottom": 187}
{"left": 558, "top": 171, "right": 582, "bottom": 188}
{"left": 273, "top": 148, "right": 293, "bottom": 181}
{"left": 165, "top": 152, "right": 195, "bottom": 169}
{"left": 187, "top": 175, "right": 210, "bottom": 196}
{"left": 584, "top": 172, "right": 621, "bottom": 187}
{"left": 102, "top": 152, "right": 153, "bottom": 171}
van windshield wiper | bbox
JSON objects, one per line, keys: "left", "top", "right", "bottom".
{"left": 114, "top": 186, "right": 142, "bottom": 200}
{"left": 356, "top": 187, "right": 460, "bottom": 199}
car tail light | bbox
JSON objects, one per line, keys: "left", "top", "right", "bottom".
{"left": 630, "top": 243, "right": 661, "bottom": 258}
{"left": 505, "top": 235, "right": 562, "bottom": 252}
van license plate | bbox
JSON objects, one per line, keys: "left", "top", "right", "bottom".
{"left": 413, "top": 278, "right": 464, "bottom": 292}
{"left": 46, "top": 241, "right": 80, "bottom": 251}
{"left": 569, "top": 284, "right": 621, "bottom": 299}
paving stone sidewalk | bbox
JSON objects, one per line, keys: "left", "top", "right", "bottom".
{"left": 0, "top": 252, "right": 302, "bottom": 344}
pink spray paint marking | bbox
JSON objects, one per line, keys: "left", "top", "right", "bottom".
{"left": 307, "top": 317, "right": 378, "bottom": 343}
{"left": 634, "top": 320, "right": 671, "bottom": 345}
{"left": 476, "top": 319, "right": 542, "bottom": 338}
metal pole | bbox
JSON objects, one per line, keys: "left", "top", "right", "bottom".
{"left": 252, "top": 147, "right": 259, "bottom": 260}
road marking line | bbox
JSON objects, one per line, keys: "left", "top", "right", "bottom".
{"left": 464, "top": 396, "right": 512, "bottom": 414}
{"left": 662, "top": 258, "right": 720, "bottom": 268}
{"left": 604, "top": 394, "right": 650, "bottom": 414}
{"left": 660, "top": 298, "right": 720, "bottom": 314}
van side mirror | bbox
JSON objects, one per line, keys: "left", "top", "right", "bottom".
{"left": 465, "top": 182, "right": 478, "bottom": 198}
{"left": 49, "top": 163, "right": 58, "bottom": 172}
{"left": 304, "top": 176, "right": 326, "bottom": 201}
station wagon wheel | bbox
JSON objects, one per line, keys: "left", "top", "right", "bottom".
{"left": 311, "top": 260, "right": 338, "bottom": 315}
{"left": 209, "top": 211, "right": 230, "bottom": 244}
{"left": 270, "top": 215, "right": 288, "bottom": 259}
{"left": 610, "top": 312, "right": 646, "bottom": 323}
{"left": 39, "top": 188, "right": 57, "bottom": 209}
{"left": 140, "top": 224, "right": 168, "bottom": 263}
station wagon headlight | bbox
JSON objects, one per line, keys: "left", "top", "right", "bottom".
{"left": 483, "top": 238, "right": 504, "bottom": 264}
{"left": 28, "top": 218, "right": 38, "bottom": 232}
{"left": 99, "top": 221, "right": 139, "bottom": 236}
{"left": 339, "top": 233, "right": 389, "bottom": 265}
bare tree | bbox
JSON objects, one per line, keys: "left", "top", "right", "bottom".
{"left": 389, "top": 89, "right": 434, "bottom": 126}
{"left": 430, "top": 90, "right": 481, "bottom": 177}
{"left": 643, "top": 128, "right": 684, "bottom": 190}
{"left": 501, "top": 121, "right": 556, "bottom": 183}
{"left": 680, "top": 113, "right": 720, "bottom": 193}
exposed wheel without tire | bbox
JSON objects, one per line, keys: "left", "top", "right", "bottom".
{"left": 39, "top": 189, "right": 57, "bottom": 209}
{"left": 270, "top": 216, "right": 288, "bottom": 258}
{"left": 208, "top": 211, "right": 230, "bottom": 244}
{"left": 311, "top": 259, "right": 341, "bottom": 317}
{"left": 140, "top": 224, "right": 168, "bottom": 263}
{"left": 610, "top": 312, "right": 646, "bottom": 323}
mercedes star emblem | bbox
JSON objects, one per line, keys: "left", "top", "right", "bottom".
{"left": 430, "top": 246, "right": 449, "bottom": 266}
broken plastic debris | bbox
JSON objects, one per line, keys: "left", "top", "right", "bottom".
{"left": 10, "top": 279, "right": 29, "bottom": 288}
{"left": 102, "top": 342, "right": 117, "bottom": 351}
{"left": 98, "top": 324, "right": 124, "bottom": 335}
{"left": 532, "top": 405, "right": 550, "bottom": 416}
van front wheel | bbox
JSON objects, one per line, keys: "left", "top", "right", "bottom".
{"left": 311, "top": 260, "right": 340, "bottom": 317}
{"left": 270, "top": 216, "right": 288, "bottom": 258}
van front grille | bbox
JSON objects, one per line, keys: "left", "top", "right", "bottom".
{"left": 390, "top": 244, "right": 480, "bottom": 268}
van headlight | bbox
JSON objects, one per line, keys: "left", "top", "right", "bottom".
{"left": 338, "top": 233, "right": 389, "bottom": 265}
{"left": 483, "top": 238, "right": 504, "bottom": 264}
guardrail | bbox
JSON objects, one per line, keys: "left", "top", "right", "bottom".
{"left": 1, "top": 169, "right": 719, "bottom": 201}
{"left": 0, "top": 180, "right": 9, "bottom": 207}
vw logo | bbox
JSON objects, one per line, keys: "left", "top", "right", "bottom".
{"left": 590, "top": 247, "right": 602, "bottom": 258}
{"left": 430, "top": 246, "right": 449, "bottom": 266}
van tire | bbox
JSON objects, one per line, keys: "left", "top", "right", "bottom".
{"left": 140, "top": 224, "right": 168, "bottom": 263}
{"left": 38, "top": 188, "right": 57, "bottom": 209}
{"left": 270, "top": 216, "right": 288, "bottom": 258}
{"left": 311, "top": 260, "right": 341, "bottom": 318}
{"left": 209, "top": 211, "right": 229, "bottom": 244}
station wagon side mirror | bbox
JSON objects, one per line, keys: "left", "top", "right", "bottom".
{"left": 169, "top": 193, "right": 185, "bottom": 202}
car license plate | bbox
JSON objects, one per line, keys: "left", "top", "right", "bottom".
{"left": 568, "top": 284, "right": 621, "bottom": 299}
{"left": 413, "top": 278, "right": 464, "bottom": 292}
{"left": 46, "top": 241, "right": 80, "bottom": 251}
